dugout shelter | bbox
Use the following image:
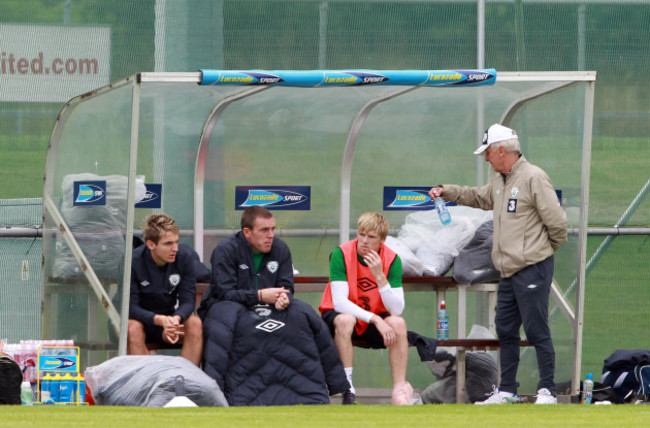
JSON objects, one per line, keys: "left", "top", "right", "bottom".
{"left": 42, "top": 69, "right": 595, "bottom": 396}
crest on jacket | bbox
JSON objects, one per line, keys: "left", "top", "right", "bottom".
{"left": 511, "top": 187, "right": 519, "bottom": 198}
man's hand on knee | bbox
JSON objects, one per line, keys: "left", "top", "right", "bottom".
{"left": 370, "top": 315, "right": 396, "bottom": 347}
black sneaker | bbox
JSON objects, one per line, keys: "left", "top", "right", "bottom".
{"left": 342, "top": 390, "right": 358, "bottom": 405}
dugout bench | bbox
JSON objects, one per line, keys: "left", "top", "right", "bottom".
{"left": 150, "top": 275, "right": 529, "bottom": 404}
{"left": 49, "top": 274, "right": 528, "bottom": 403}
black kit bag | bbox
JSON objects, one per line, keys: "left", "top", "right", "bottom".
{"left": 588, "top": 381, "right": 619, "bottom": 403}
{"left": 601, "top": 349, "right": 650, "bottom": 403}
{"left": 0, "top": 356, "right": 23, "bottom": 404}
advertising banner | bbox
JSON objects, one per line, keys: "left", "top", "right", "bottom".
{"left": 0, "top": 24, "right": 111, "bottom": 102}
{"left": 235, "top": 186, "right": 311, "bottom": 210}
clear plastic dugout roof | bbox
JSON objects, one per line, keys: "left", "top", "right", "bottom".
{"left": 42, "top": 69, "right": 595, "bottom": 394}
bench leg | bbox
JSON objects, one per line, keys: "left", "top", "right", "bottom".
{"left": 457, "top": 286, "right": 467, "bottom": 339}
{"left": 488, "top": 290, "right": 497, "bottom": 336}
{"left": 496, "top": 348, "right": 501, "bottom": 388}
{"left": 456, "top": 347, "right": 467, "bottom": 403}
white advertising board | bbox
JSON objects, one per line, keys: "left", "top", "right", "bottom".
{"left": 0, "top": 24, "right": 111, "bottom": 102}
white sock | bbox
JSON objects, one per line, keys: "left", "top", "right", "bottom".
{"left": 344, "top": 367, "right": 355, "bottom": 394}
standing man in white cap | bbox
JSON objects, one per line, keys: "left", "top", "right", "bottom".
{"left": 428, "top": 123, "right": 567, "bottom": 404}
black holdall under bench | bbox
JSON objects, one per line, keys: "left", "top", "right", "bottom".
{"left": 0, "top": 356, "right": 23, "bottom": 405}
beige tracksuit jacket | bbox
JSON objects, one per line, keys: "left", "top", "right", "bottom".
{"left": 443, "top": 155, "right": 568, "bottom": 278}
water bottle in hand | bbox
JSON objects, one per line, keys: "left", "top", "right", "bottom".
{"left": 433, "top": 197, "right": 452, "bottom": 225}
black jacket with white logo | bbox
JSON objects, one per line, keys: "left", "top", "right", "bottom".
{"left": 198, "top": 231, "right": 294, "bottom": 316}
{"left": 129, "top": 243, "right": 196, "bottom": 326}
{"left": 202, "top": 299, "right": 350, "bottom": 406}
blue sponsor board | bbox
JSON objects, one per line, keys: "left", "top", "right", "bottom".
{"left": 235, "top": 186, "right": 311, "bottom": 210}
{"left": 38, "top": 355, "right": 78, "bottom": 373}
{"left": 73, "top": 181, "right": 106, "bottom": 206}
{"left": 384, "top": 187, "right": 433, "bottom": 210}
{"left": 200, "top": 69, "right": 496, "bottom": 87}
{"left": 135, "top": 183, "right": 162, "bottom": 208}
{"left": 383, "top": 186, "right": 458, "bottom": 211}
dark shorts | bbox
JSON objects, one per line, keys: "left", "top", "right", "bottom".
{"left": 321, "top": 310, "right": 389, "bottom": 349}
{"left": 142, "top": 317, "right": 193, "bottom": 345}
{"left": 143, "top": 323, "right": 166, "bottom": 344}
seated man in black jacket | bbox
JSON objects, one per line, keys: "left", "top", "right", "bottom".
{"left": 128, "top": 214, "right": 203, "bottom": 366}
{"left": 199, "top": 206, "right": 349, "bottom": 406}
{"left": 199, "top": 205, "right": 293, "bottom": 311}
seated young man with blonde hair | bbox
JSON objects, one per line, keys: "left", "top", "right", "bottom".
{"left": 319, "top": 212, "right": 413, "bottom": 405}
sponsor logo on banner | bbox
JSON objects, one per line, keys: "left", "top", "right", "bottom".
{"left": 319, "top": 71, "right": 389, "bottom": 86}
{"left": 216, "top": 71, "right": 284, "bottom": 85}
{"left": 427, "top": 69, "right": 495, "bottom": 86}
{"left": 321, "top": 72, "right": 361, "bottom": 86}
{"left": 246, "top": 72, "right": 284, "bottom": 85}
{"left": 235, "top": 186, "right": 311, "bottom": 210}
{"left": 38, "top": 356, "right": 78, "bottom": 372}
{"left": 135, "top": 183, "right": 162, "bottom": 208}
{"left": 347, "top": 71, "right": 390, "bottom": 85}
{"left": 73, "top": 181, "right": 106, "bottom": 206}
{"left": 384, "top": 186, "right": 446, "bottom": 211}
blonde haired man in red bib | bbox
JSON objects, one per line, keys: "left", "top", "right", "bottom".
{"left": 319, "top": 212, "right": 412, "bottom": 405}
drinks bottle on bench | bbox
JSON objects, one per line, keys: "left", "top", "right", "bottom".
{"left": 437, "top": 300, "right": 449, "bottom": 341}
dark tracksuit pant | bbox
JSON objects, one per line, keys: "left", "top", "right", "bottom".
{"left": 496, "top": 255, "right": 556, "bottom": 396}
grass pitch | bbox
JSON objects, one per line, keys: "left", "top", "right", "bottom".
{"left": 1, "top": 404, "right": 648, "bottom": 428}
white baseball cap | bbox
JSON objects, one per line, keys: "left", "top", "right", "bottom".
{"left": 474, "top": 124, "right": 518, "bottom": 155}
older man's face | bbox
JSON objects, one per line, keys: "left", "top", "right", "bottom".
{"left": 485, "top": 145, "right": 507, "bottom": 174}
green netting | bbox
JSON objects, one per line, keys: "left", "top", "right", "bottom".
{"left": 0, "top": 0, "right": 648, "bottom": 393}
{"left": 0, "top": 199, "right": 42, "bottom": 342}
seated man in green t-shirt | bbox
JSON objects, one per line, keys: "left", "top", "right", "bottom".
{"left": 199, "top": 206, "right": 293, "bottom": 311}
{"left": 319, "top": 212, "right": 413, "bottom": 405}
